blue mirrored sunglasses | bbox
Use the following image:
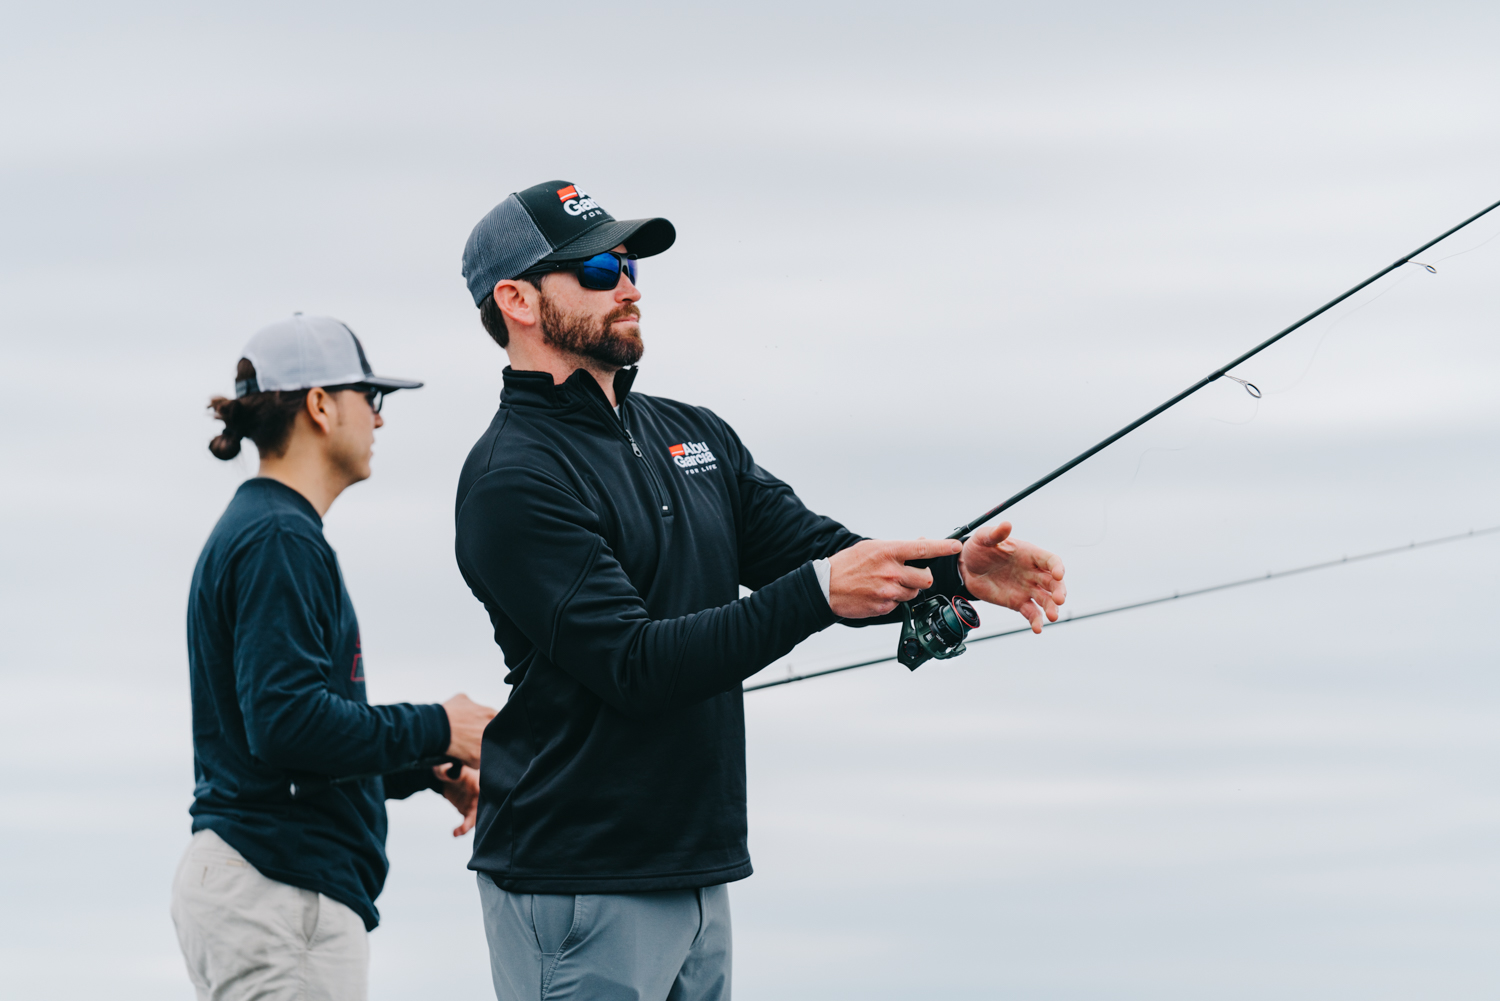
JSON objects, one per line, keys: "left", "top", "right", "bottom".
{"left": 524, "top": 251, "right": 638, "bottom": 291}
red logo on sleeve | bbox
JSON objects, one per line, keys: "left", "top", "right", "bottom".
{"left": 350, "top": 635, "right": 365, "bottom": 682}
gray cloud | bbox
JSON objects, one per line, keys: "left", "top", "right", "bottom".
{"left": 3, "top": 2, "right": 1499, "bottom": 997}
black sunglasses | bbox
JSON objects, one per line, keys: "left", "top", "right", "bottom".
{"left": 521, "top": 250, "right": 638, "bottom": 291}
{"left": 324, "top": 383, "right": 385, "bottom": 413}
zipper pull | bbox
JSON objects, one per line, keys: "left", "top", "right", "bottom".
{"left": 623, "top": 427, "right": 644, "bottom": 458}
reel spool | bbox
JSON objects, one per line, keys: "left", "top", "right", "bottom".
{"left": 897, "top": 595, "right": 981, "bottom": 670}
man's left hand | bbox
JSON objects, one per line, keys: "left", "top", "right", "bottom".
{"left": 434, "top": 763, "right": 481, "bottom": 837}
{"left": 957, "top": 522, "right": 1066, "bottom": 634}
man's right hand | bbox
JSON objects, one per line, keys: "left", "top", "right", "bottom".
{"left": 828, "top": 538, "right": 964, "bottom": 618}
{"left": 442, "top": 693, "right": 497, "bottom": 768}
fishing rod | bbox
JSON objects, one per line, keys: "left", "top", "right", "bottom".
{"left": 751, "top": 525, "right": 1499, "bottom": 693}
{"left": 893, "top": 197, "right": 1500, "bottom": 672}
{"left": 288, "top": 754, "right": 461, "bottom": 800}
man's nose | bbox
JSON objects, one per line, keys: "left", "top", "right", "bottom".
{"left": 617, "top": 272, "right": 641, "bottom": 303}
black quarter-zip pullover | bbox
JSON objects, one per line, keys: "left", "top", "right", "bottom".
{"left": 454, "top": 367, "right": 969, "bottom": 892}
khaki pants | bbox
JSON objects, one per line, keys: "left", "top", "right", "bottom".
{"left": 170, "top": 829, "right": 368, "bottom": 1001}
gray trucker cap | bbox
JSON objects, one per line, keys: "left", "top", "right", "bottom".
{"left": 236, "top": 315, "right": 423, "bottom": 397}
{"left": 461, "top": 180, "right": 676, "bottom": 305}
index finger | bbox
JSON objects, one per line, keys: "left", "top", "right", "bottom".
{"left": 882, "top": 538, "right": 964, "bottom": 561}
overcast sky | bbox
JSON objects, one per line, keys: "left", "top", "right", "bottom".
{"left": 3, "top": 2, "right": 1500, "bottom": 998}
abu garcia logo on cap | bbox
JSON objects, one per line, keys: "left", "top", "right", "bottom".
{"left": 557, "top": 184, "right": 605, "bottom": 220}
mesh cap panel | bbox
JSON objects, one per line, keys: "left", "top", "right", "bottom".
{"left": 462, "top": 194, "right": 553, "bottom": 305}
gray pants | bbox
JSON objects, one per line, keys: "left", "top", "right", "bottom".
{"left": 170, "top": 829, "right": 368, "bottom": 1001}
{"left": 477, "top": 873, "right": 731, "bottom": 1001}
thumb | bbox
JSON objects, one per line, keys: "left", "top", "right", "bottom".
{"left": 980, "top": 522, "right": 1013, "bottom": 546}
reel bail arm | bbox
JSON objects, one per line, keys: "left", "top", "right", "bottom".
{"left": 897, "top": 594, "right": 982, "bottom": 670}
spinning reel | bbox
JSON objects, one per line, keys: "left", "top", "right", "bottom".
{"left": 897, "top": 594, "right": 981, "bottom": 670}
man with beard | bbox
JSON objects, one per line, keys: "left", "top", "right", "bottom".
{"left": 454, "top": 181, "right": 1067, "bottom": 1001}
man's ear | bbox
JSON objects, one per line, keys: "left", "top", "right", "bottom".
{"left": 494, "top": 278, "right": 540, "bottom": 332}
{"left": 303, "top": 388, "right": 335, "bottom": 435}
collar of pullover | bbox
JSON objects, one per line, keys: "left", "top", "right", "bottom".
{"left": 500, "top": 365, "right": 638, "bottom": 412}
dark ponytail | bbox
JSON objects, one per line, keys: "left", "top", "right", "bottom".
{"left": 207, "top": 359, "right": 309, "bottom": 461}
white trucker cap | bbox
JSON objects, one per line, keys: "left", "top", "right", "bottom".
{"left": 236, "top": 314, "right": 423, "bottom": 397}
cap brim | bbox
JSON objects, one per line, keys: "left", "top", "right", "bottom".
{"left": 542, "top": 217, "right": 676, "bottom": 263}
{"left": 364, "top": 375, "right": 424, "bottom": 391}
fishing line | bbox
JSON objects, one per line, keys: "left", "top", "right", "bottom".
{"left": 1071, "top": 374, "right": 1262, "bottom": 549}
{"left": 1059, "top": 208, "right": 1486, "bottom": 550}
{"left": 880, "top": 198, "right": 1500, "bottom": 671}
{"left": 1433, "top": 223, "right": 1500, "bottom": 264}
{"left": 1070, "top": 387, "right": 1260, "bottom": 550}
{"left": 745, "top": 524, "right": 1499, "bottom": 693}
{"left": 1268, "top": 268, "right": 1417, "bottom": 398}
{"left": 1065, "top": 441, "right": 1194, "bottom": 549}
{"left": 945, "top": 197, "right": 1500, "bottom": 542}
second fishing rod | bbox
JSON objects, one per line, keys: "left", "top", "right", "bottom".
{"left": 895, "top": 195, "right": 1500, "bottom": 672}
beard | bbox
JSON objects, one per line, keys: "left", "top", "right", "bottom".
{"left": 537, "top": 291, "right": 644, "bottom": 369}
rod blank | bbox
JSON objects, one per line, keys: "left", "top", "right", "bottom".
{"left": 745, "top": 525, "right": 1499, "bottom": 693}
{"left": 947, "top": 197, "right": 1500, "bottom": 540}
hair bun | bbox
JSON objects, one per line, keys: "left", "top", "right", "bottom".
{"left": 206, "top": 361, "right": 307, "bottom": 462}
{"left": 208, "top": 432, "right": 243, "bottom": 460}
{"left": 207, "top": 394, "right": 247, "bottom": 461}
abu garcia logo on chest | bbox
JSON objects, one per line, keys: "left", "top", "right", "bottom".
{"left": 668, "top": 441, "right": 718, "bottom": 474}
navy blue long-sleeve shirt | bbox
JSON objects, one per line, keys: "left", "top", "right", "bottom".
{"left": 186, "top": 477, "right": 450, "bottom": 930}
